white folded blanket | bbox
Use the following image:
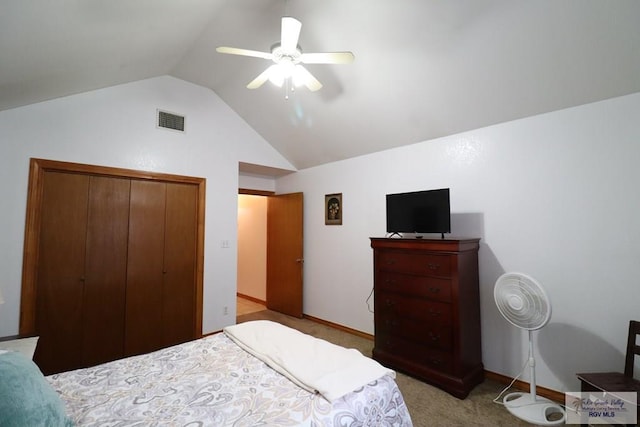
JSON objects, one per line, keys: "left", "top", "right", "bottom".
{"left": 223, "top": 320, "right": 394, "bottom": 401}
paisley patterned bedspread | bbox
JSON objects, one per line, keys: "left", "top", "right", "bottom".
{"left": 47, "top": 332, "right": 413, "bottom": 426}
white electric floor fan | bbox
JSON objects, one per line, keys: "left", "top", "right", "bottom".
{"left": 494, "top": 272, "right": 565, "bottom": 425}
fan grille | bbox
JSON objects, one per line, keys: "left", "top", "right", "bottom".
{"left": 494, "top": 273, "right": 551, "bottom": 330}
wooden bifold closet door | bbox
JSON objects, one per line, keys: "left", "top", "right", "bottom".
{"left": 125, "top": 180, "right": 198, "bottom": 357}
{"left": 20, "top": 159, "right": 205, "bottom": 375}
{"left": 35, "top": 173, "right": 130, "bottom": 374}
{"left": 82, "top": 175, "right": 130, "bottom": 368}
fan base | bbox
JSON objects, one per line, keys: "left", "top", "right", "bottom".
{"left": 503, "top": 392, "right": 565, "bottom": 426}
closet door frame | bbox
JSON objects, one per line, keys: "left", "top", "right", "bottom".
{"left": 19, "top": 158, "right": 206, "bottom": 338}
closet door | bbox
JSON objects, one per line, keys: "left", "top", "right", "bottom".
{"left": 34, "top": 172, "right": 131, "bottom": 374}
{"left": 34, "top": 172, "right": 89, "bottom": 375}
{"left": 125, "top": 180, "right": 166, "bottom": 356}
{"left": 21, "top": 158, "right": 205, "bottom": 372}
{"left": 162, "top": 183, "right": 198, "bottom": 347}
{"left": 125, "top": 180, "right": 198, "bottom": 355}
{"left": 81, "top": 176, "right": 130, "bottom": 367}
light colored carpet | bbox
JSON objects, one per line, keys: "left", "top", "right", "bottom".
{"left": 237, "top": 309, "right": 532, "bottom": 427}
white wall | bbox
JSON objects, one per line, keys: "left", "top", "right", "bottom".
{"left": 0, "top": 75, "right": 295, "bottom": 336}
{"left": 238, "top": 173, "right": 277, "bottom": 192}
{"left": 276, "top": 92, "right": 640, "bottom": 393}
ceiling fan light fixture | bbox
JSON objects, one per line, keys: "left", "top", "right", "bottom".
{"left": 267, "top": 61, "right": 300, "bottom": 87}
{"left": 217, "top": 16, "right": 352, "bottom": 94}
{"left": 291, "top": 65, "right": 310, "bottom": 88}
{"left": 266, "top": 65, "right": 285, "bottom": 87}
{"left": 277, "top": 59, "right": 296, "bottom": 77}
{"left": 291, "top": 66, "right": 306, "bottom": 88}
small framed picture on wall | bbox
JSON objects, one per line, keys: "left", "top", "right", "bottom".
{"left": 325, "top": 193, "right": 342, "bottom": 225}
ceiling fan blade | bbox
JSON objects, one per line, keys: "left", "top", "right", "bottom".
{"left": 300, "top": 52, "right": 355, "bottom": 64}
{"left": 216, "top": 46, "right": 273, "bottom": 60}
{"left": 281, "top": 17, "right": 302, "bottom": 52}
{"left": 293, "top": 65, "right": 323, "bottom": 92}
{"left": 246, "top": 66, "right": 274, "bottom": 89}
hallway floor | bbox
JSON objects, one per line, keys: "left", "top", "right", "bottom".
{"left": 236, "top": 296, "right": 266, "bottom": 316}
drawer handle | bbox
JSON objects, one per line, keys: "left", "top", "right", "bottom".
{"left": 428, "top": 287, "right": 440, "bottom": 294}
{"left": 385, "top": 259, "right": 396, "bottom": 265}
{"left": 384, "top": 279, "right": 397, "bottom": 285}
{"left": 427, "top": 263, "right": 440, "bottom": 270}
{"left": 428, "top": 357, "right": 442, "bottom": 366}
{"left": 428, "top": 308, "right": 442, "bottom": 317}
{"left": 385, "top": 299, "right": 396, "bottom": 307}
{"left": 385, "top": 319, "right": 399, "bottom": 327}
{"left": 428, "top": 332, "right": 441, "bottom": 341}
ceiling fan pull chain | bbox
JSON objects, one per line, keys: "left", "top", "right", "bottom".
{"left": 284, "top": 77, "right": 295, "bottom": 100}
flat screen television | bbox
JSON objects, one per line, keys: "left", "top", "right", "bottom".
{"left": 386, "top": 188, "right": 451, "bottom": 236}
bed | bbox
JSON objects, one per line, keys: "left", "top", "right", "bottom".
{"left": 1, "top": 320, "right": 413, "bottom": 426}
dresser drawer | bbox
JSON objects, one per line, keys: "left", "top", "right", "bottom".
{"left": 375, "top": 333, "right": 454, "bottom": 374}
{"left": 377, "top": 271, "right": 452, "bottom": 302}
{"left": 376, "top": 291, "right": 451, "bottom": 325}
{"left": 377, "top": 251, "right": 451, "bottom": 277}
{"left": 377, "top": 317, "right": 453, "bottom": 351}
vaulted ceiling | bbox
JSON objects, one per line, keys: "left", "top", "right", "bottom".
{"left": 2, "top": 1, "right": 640, "bottom": 170}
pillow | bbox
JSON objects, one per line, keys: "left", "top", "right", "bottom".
{"left": 0, "top": 351, "right": 73, "bottom": 427}
{"left": 0, "top": 336, "right": 39, "bottom": 360}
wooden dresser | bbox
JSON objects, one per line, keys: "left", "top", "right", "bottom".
{"left": 370, "top": 237, "right": 483, "bottom": 398}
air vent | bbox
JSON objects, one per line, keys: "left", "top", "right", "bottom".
{"left": 157, "top": 110, "right": 185, "bottom": 132}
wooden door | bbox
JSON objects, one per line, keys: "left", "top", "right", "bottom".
{"left": 125, "top": 180, "right": 199, "bottom": 355}
{"left": 34, "top": 172, "right": 89, "bottom": 374}
{"left": 162, "top": 183, "right": 198, "bottom": 347}
{"left": 21, "top": 158, "right": 206, "bottom": 371}
{"left": 125, "top": 180, "right": 166, "bottom": 357}
{"left": 81, "top": 176, "right": 130, "bottom": 367}
{"left": 266, "top": 192, "right": 304, "bottom": 317}
{"left": 33, "top": 172, "right": 130, "bottom": 373}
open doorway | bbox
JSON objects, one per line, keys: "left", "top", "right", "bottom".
{"left": 237, "top": 192, "right": 269, "bottom": 317}
{"left": 236, "top": 189, "right": 304, "bottom": 319}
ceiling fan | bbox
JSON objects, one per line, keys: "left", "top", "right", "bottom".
{"left": 216, "top": 16, "right": 354, "bottom": 93}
